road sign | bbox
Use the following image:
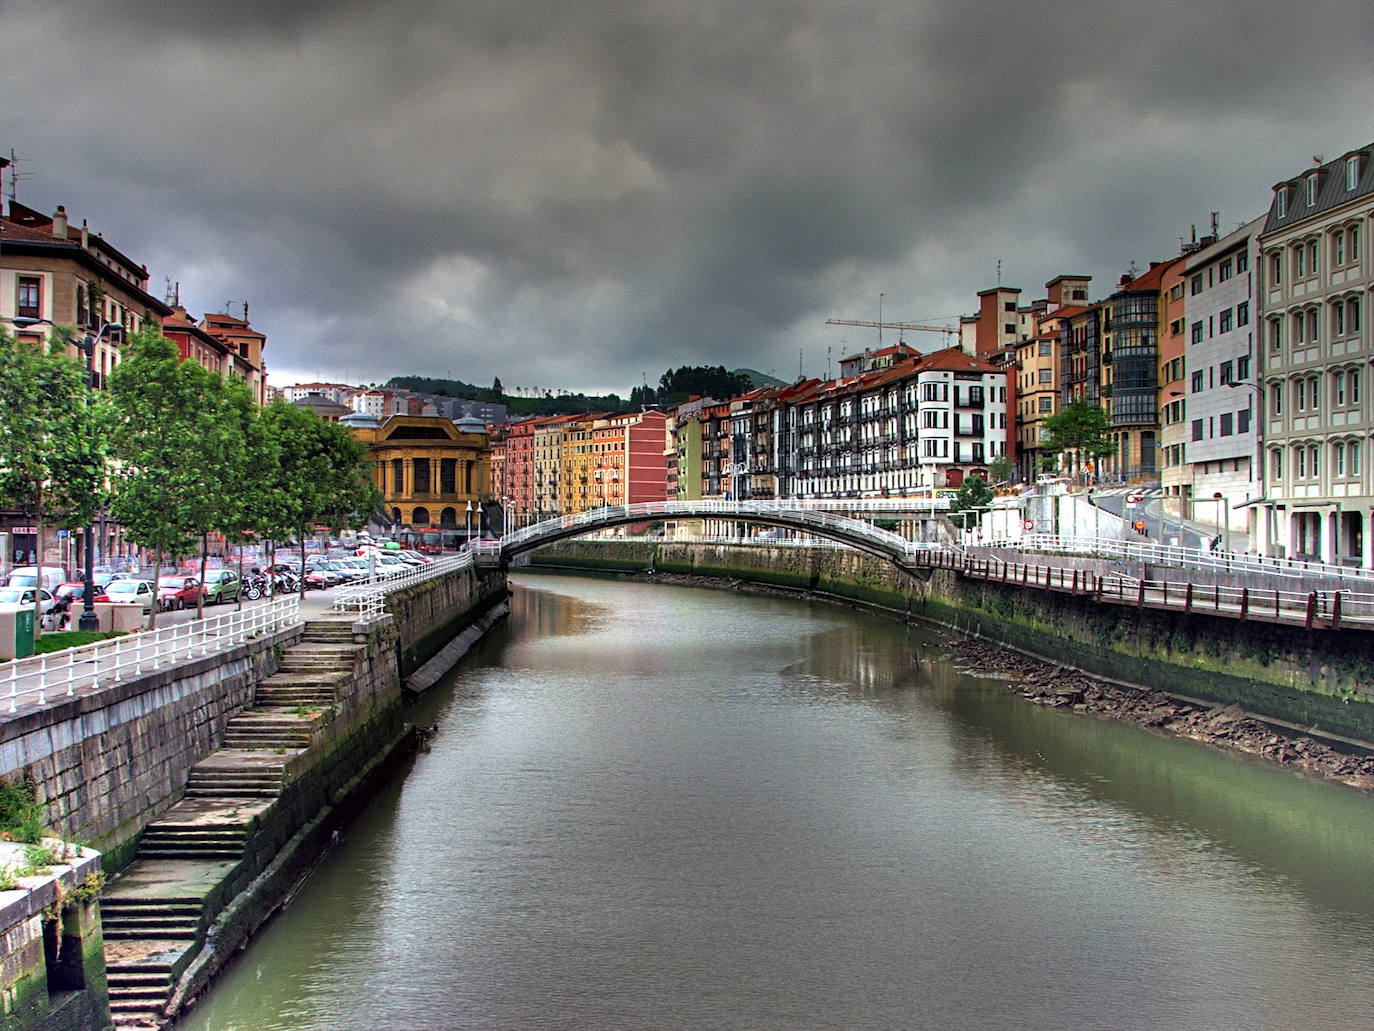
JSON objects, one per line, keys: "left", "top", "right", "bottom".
{"left": 1125, "top": 493, "right": 1143, "bottom": 505}
{"left": 1023, "top": 519, "right": 1034, "bottom": 531}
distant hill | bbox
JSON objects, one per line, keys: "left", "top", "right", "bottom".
{"left": 734, "top": 368, "right": 787, "bottom": 389}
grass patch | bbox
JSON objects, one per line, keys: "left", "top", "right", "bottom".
{"left": 33, "top": 629, "right": 123, "bottom": 655}
{"left": 0, "top": 780, "right": 47, "bottom": 844}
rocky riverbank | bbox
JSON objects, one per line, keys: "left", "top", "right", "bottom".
{"left": 943, "top": 635, "right": 1374, "bottom": 792}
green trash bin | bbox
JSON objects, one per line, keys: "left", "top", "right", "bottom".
{"left": 9, "top": 607, "right": 35, "bottom": 659}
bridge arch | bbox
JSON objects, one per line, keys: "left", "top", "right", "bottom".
{"left": 487, "top": 501, "right": 928, "bottom": 570}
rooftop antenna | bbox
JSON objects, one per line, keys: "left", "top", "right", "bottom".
{"left": 1210, "top": 211, "right": 1219, "bottom": 236}
{"left": 798, "top": 348, "right": 803, "bottom": 379}
{"left": 996, "top": 259, "right": 1002, "bottom": 286}
{"left": 6, "top": 150, "right": 34, "bottom": 204}
{"left": 826, "top": 345, "right": 832, "bottom": 380}
{"left": 878, "top": 293, "right": 884, "bottom": 349}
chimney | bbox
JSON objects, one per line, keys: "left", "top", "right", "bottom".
{"left": 51, "top": 205, "right": 68, "bottom": 240}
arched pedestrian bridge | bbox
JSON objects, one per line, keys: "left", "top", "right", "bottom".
{"left": 473, "top": 500, "right": 936, "bottom": 569}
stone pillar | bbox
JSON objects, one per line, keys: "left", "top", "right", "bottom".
{"left": 1363, "top": 509, "right": 1374, "bottom": 570}
{"left": 1323, "top": 509, "right": 1338, "bottom": 564}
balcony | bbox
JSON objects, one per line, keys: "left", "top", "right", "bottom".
{"left": 955, "top": 392, "right": 985, "bottom": 409}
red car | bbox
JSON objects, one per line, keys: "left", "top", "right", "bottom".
{"left": 156, "top": 575, "right": 207, "bottom": 611}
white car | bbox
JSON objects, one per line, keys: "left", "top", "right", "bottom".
{"left": 99, "top": 579, "right": 155, "bottom": 614}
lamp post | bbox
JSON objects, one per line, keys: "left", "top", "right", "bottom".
{"left": 11, "top": 316, "right": 122, "bottom": 631}
{"left": 464, "top": 499, "right": 475, "bottom": 548}
{"left": 1213, "top": 491, "right": 1227, "bottom": 553}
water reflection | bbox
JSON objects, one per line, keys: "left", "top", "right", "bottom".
{"left": 182, "top": 572, "right": 1374, "bottom": 1031}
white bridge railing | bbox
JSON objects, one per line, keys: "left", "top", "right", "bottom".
{"left": 2, "top": 595, "right": 300, "bottom": 714}
{"left": 988, "top": 533, "right": 1374, "bottom": 584}
{"left": 330, "top": 550, "right": 475, "bottom": 619}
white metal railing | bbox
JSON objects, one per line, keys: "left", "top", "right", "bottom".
{"left": 331, "top": 550, "right": 474, "bottom": 619}
{"left": 985, "top": 533, "right": 1374, "bottom": 584}
{"left": 915, "top": 551, "right": 1374, "bottom": 627}
{"left": 1, "top": 595, "right": 300, "bottom": 714}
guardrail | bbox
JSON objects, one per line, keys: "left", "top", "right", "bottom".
{"left": 2, "top": 595, "right": 301, "bottom": 714}
{"left": 914, "top": 550, "right": 1374, "bottom": 629}
{"left": 330, "top": 551, "right": 474, "bottom": 619}
{"left": 986, "top": 534, "right": 1374, "bottom": 584}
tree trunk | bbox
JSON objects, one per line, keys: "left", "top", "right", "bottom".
{"left": 236, "top": 541, "right": 245, "bottom": 612}
{"left": 299, "top": 523, "right": 308, "bottom": 600}
{"left": 32, "top": 489, "right": 45, "bottom": 640}
{"left": 196, "top": 532, "right": 208, "bottom": 620}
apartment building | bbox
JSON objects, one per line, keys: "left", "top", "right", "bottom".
{"left": 1256, "top": 146, "right": 1374, "bottom": 565}
{"left": 1179, "top": 217, "right": 1264, "bottom": 532}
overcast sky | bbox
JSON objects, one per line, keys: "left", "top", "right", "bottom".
{"left": 4, "top": 0, "right": 1372, "bottom": 395}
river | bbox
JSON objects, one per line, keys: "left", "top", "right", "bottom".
{"left": 181, "top": 572, "right": 1374, "bottom": 1030}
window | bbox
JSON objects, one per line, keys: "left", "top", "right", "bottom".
{"left": 1169, "top": 317, "right": 1185, "bottom": 335}
{"left": 1191, "top": 321, "right": 1204, "bottom": 344}
{"left": 1352, "top": 441, "right": 1362, "bottom": 475}
{"left": 1276, "top": 188, "right": 1288, "bottom": 218}
{"left": 1335, "top": 230, "right": 1346, "bottom": 266}
{"left": 1191, "top": 419, "right": 1204, "bottom": 441}
{"left": 1296, "top": 445, "right": 1306, "bottom": 478}
{"left": 1271, "top": 448, "right": 1283, "bottom": 479}
{"left": 1038, "top": 368, "right": 1052, "bottom": 384}
{"left": 1295, "top": 378, "right": 1306, "bottom": 410}
{"left": 1236, "top": 250, "right": 1249, "bottom": 273}
{"left": 1269, "top": 252, "right": 1282, "bottom": 284}
{"left": 1295, "top": 244, "right": 1306, "bottom": 278}
{"left": 1272, "top": 382, "right": 1283, "bottom": 414}
{"left": 1038, "top": 397, "right": 1052, "bottom": 413}
{"left": 1190, "top": 274, "right": 1203, "bottom": 295}
{"left": 1269, "top": 318, "right": 1282, "bottom": 351}
{"left": 1351, "top": 225, "right": 1361, "bottom": 265}
{"left": 1190, "top": 370, "right": 1204, "bottom": 392}
{"left": 1220, "top": 412, "right": 1234, "bottom": 436}
{"left": 1294, "top": 312, "right": 1306, "bottom": 344}
{"left": 1309, "top": 375, "right": 1321, "bottom": 410}
{"left": 1308, "top": 308, "right": 1319, "bottom": 342}
{"left": 16, "top": 276, "right": 40, "bottom": 319}
{"left": 1335, "top": 442, "right": 1347, "bottom": 478}
{"left": 1238, "top": 408, "right": 1251, "bottom": 434}
{"left": 1219, "top": 258, "right": 1233, "bottom": 282}
{"left": 1004, "top": 301, "right": 1016, "bottom": 313}
{"left": 1170, "top": 283, "right": 1184, "bottom": 301}
{"left": 1219, "top": 308, "right": 1233, "bottom": 334}
{"left": 1309, "top": 239, "right": 1319, "bottom": 274}
{"left": 1220, "top": 360, "right": 1234, "bottom": 385}
{"left": 1348, "top": 155, "right": 1361, "bottom": 191}
{"left": 1039, "top": 341, "right": 1052, "bottom": 356}
{"left": 1351, "top": 368, "right": 1362, "bottom": 405}
{"left": 1349, "top": 296, "right": 1361, "bottom": 333}
{"left": 1237, "top": 354, "right": 1251, "bottom": 380}
{"left": 1237, "top": 301, "right": 1249, "bottom": 326}
{"left": 1306, "top": 175, "right": 1318, "bottom": 206}
{"left": 1310, "top": 444, "right": 1320, "bottom": 477}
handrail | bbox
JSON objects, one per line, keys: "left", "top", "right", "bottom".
{"left": 1, "top": 595, "right": 300, "bottom": 714}
{"left": 986, "top": 533, "right": 1374, "bottom": 584}
{"left": 331, "top": 550, "right": 474, "bottom": 619}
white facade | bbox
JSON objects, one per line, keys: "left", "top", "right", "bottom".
{"left": 1183, "top": 217, "right": 1264, "bottom": 534}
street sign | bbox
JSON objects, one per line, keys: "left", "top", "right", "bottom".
{"left": 57, "top": 530, "right": 69, "bottom": 538}
{"left": 1023, "top": 519, "right": 1034, "bottom": 531}
{"left": 1125, "top": 493, "right": 1143, "bottom": 505}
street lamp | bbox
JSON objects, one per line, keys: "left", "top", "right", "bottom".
{"left": 464, "top": 499, "right": 475, "bottom": 547}
{"left": 11, "top": 315, "right": 122, "bottom": 631}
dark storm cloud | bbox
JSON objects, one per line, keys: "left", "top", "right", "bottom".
{"left": 3, "top": 0, "right": 1372, "bottom": 391}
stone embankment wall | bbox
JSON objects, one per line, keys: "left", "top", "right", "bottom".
{"left": 0, "top": 626, "right": 301, "bottom": 872}
{"left": 386, "top": 567, "right": 509, "bottom": 676}
{"left": 529, "top": 541, "right": 1374, "bottom": 745}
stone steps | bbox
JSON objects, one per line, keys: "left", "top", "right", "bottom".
{"left": 185, "top": 769, "right": 283, "bottom": 799}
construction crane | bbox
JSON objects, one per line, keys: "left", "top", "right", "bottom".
{"left": 825, "top": 318, "right": 958, "bottom": 347}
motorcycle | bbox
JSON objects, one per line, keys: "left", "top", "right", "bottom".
{"left": 242, "top": 569, "right": 273, "bottom": 601}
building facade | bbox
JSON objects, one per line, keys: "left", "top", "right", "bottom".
{"left": 1257, "top": 146, "right": 1373, "bottom": 565}
{"left": 349, "top": 415, "right": 492, "bottom": 536}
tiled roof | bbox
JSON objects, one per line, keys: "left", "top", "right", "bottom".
{"left": 1263, "top": 144, "right": 1374, "bottom": 235}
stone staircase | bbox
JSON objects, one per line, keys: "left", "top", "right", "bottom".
{"left": 100, "top": 619, "right": 359, "bottom": 1029}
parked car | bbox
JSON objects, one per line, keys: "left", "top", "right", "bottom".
{"left": 95, "top": 579, "right": 155, "bottom": 613}
{"left": 201, "top": 568, "right": 242, "bottom": 605}
{"left": 157, "top": 575, "right": 207, "bottom": 611}
{"left": 0, "top": 586, "right": 55, "bottom": 608}
{"left": 5, "top": 565, "right": 67, "bottom": 591}
{"left": 53, "top": 581, "right": 87, "bottom": 603}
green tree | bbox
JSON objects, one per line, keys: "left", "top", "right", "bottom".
{"left": 987, "top": 453, "right": 1015, "bottom": 486}
{"left": 0, "top": 328, "right": 105, "bottom": 635}
{"left": 105, "top": 328, "right": 209, "bottom": 628}
{"left": 949, "top": 475, "right": 995, "bottom": 533}
{"left": 184, "top": 368, "right": 248, "bottom": 618}
{"left": 1039, "top": 400, "right": 1116, "bottom": 484}
{"left": 257, "top": 402, "right": 380, "bottom": 596}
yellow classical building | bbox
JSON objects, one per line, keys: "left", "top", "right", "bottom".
{"left": 348, "top": 414, "right": 491, "bottom": 533}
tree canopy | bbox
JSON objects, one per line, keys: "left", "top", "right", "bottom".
{"left": 1039, "top": 400, "right": 1116, "bottom": 481}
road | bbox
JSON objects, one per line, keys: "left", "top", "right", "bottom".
{"left": 1089, "top": 492, "right": 1218, "bottom": 551}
